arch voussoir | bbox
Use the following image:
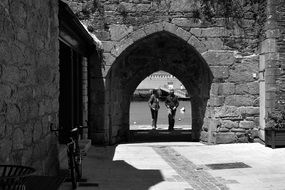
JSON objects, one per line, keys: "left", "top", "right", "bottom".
{"left": 129, "top": 28, "right": 147, "bottom": 42}
{"left": 175, "top": 27, "right": 192, "bottom": 41}
{"left": 188, "top": 35, "right": 208, "bottom": 54}
{"left": 110, "top": 37, "right": 134, "bottom": 57}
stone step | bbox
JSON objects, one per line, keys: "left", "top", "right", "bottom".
{"left": 128, "top": 130, "right": 192, "bottom": 142}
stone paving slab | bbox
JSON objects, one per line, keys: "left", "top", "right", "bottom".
{"left": 60, "top": 142, "right": 285, "bottom": 190}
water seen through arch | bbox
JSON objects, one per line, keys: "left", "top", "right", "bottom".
{"left": 130, "top": 100, "right": 192, "bottom": 130}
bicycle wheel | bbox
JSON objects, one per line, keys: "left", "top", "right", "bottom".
{"left": 74, "top": 154, "right": 82, "bottom": 180}
{"left": 68, "top": 149, "right": 77, "bottom": 189}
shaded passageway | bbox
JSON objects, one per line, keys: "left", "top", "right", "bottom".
{"left": 104, "top": 31, "right": 213, "bottom": 144}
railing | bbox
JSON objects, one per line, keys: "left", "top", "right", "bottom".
{"left": 159, "top": 87, "right": 188, "bottom": 98}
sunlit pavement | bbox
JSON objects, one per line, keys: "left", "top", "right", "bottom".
{"left": 61, "top": 142, "right": 285, "bottom": 190}
{"left": 130, "top": 124, "right": 191, "bottom": 130}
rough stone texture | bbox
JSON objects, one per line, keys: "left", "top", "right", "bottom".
{"left": 236, "top": 82, "right": 259, "bottom": 95}
{"left": 0, "top": 0, "right": 59, "bottom": 175}
{"left": 203, "top": 51, "right": 235, "bottom": 66}
{"left": 215, "top": 133, "right": 237, "bottom": 144}
{"left": 239, "top": 121, "right": 255, "bottom": 129}
{"left": 221, "top": 120, "right": 239, "bottom": 129}
{"left": 259, "top": 0, "right": 285, "bottom": 140}
{"left": 66, "top": 0, "right": 270, "bottom": 144}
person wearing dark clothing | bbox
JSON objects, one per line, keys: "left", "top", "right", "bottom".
{"left": 165, "top": 89, "right": 179, "bottom": 131}
{"left": 148, "top": 89, "right": 160, "bottom": 129}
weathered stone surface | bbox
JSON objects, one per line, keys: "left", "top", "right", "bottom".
{"left": 231, "top": 128, "right": 246, "bottom": 133}
{"left": 175, "top": 27, "right": 191, "bottom": 41}
{"left": 35, "top": 65, "right": 52, "bottom": 85}
{"left": 2, "top": 66, "right": 21, "bottom": 83}
{"left": 261, "top": 39, "right": 277, "bottom": 53}
{"left": 67, "top": 0, "right": 278, "bottom": 147}
{"left": 229, "top": 57, "right": 258, "bottom": 82}
{"left": 201, "top": 27, "right": 229, "bottom": 37}
{"left": 214, "top": 106, "right": 239, "bottom": 118}
{"left": 6, "top": 104, "right": 20, "bottom": 123}
{"left": 236, "top": 82, "right": 259, "bottom": 95}
{"left": 130, "top": 28, "right": 147, "bottom": 42}
{"left": 200, "top": 131, "right": 208, "bottom": 142}
{"left": 0, "top": 116, "right": 5, "bottom": 138}
{"left": 208, "top": 96, "right": 225, "bottom": 107}
{"left": 0, "top": 0, "right": 59, "bottom": 174}
{"left": 218, "top": 127, "right": 230, "bottom": 132}
{"left": 172, "top": 18, "right": 201, "bottom": 30}
{"left": 208, "top": 118, "right": 220, "bottom": 132}
{"left": 111, "top": 37, "right": 134, "bottom": 57}
{"left": 210, "top": 66, "right": 229, "bottom": 79}
{"left": 190, "top": 28, "right": 202, "bottom": 36}
{"left": 225, "top": 95, "right": 256, "bottom": 106}
{"left": 33, "top": 120, "right": 43, "bottom": 142}
{"left": 203, "top": 51, "right": 235, "bottom": 66}
{"left": 221, "top": 120, "right": 238, "bottom": 129}
{"left": 144, "top": 23, "right": 163, "bottom": 35}
{"left": 169, "top": 0, "right": 196, "bottom": 12}
{"left": 237, "top": 107, "right": 259, "bottom": 117}
{"left": 103, "top": 53, "right": 116, "bottom": 66}
{"left": 136, "top": 4, "right": 151, "bottom": 12}
{"left": 124, "top": 2, "right": 137, "bottom": 12}
{"left": 215, "top": 133, "right": 236, "bottom": 144}
{"left": 109, "top": 24, "right": 133, "bottom": 41}
{"left": 203, "top": 38, "right": 225, "bottom": 50}
{"left": 102, "top": 41, "right": 114, "bottom": 52}
{"left": 0, "top": 139, "right": 12, "bottom": 162}
{"left": 95, "top": 30, "right": 111, "bottom": 41}
{"left": 239, "top": 121, "right": 255, "bottom": 129}
{"left": 219, "top": 83, "right": 235, "bottom": 95}
{"left": 210, "top": 83, "right": 219, "bottom": 95}
{"left": 187, "top": 36, "right": 207, "bottom": 53}
{"left": 0, "top": 84, "right": 12, "bottom": 99}
{"left": 13, "top": 128, "right": 24, "bottom": 150}
{"left": 163, "top": 22, "right": 178, "bottom": 34}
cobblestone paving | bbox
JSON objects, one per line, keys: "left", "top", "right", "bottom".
{"left": 153, "top": 146, "right": 229, "bottom": 190}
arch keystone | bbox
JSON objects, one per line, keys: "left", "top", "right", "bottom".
{"left": 143, "top": 22, "right": 163, "bottom": 35}
{"left": 162, "top": 21, "right": 178, "bottom": 34}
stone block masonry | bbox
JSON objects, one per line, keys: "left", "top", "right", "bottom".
{"left": 66, "top": 0, "right": 271, "bottom": 144}
{"left": 0, "top": 0, "right": 59, "bottom": 174}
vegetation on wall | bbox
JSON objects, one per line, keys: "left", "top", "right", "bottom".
{"left": 191, "top": 0, "right": 267, "bottom": 53}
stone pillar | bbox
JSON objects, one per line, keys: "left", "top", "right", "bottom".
{"left": 261, "top": 0, "right": 285, "bottom": 140}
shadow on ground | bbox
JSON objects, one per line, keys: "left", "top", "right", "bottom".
{"left": 82, "top": 145, "right": 164, "bottom": 190}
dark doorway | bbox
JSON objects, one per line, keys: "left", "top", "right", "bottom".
{"left": 58, "top": 41, "right": 83, "bottom": 143}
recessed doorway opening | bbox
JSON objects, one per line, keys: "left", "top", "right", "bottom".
{"left": 130, "top": 71, "right": 192, "bottom": 132}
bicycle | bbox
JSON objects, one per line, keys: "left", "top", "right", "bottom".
{"left": 50, "top": 123, "right": 87, "bottom": 189}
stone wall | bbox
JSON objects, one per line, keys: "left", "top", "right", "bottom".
{"left": 0, "top": 0, "right": 59, "bottom": 174}
{"left": 67, "top": 0, "right": 266, "bottom": 144}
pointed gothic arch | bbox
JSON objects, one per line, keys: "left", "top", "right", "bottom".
{"left": 103, "top": 30, "right": 213, "bottom": 144}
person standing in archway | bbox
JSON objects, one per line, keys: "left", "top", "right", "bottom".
{"left": 148, "top": 89, "right": 160, "bottom": 130}
{"left": 165, "top": 89, "right": 179, "bottom": 131}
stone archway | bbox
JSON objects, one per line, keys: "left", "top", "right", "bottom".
{"left": 105, "top": 30, "right": 213, "bottom": 144}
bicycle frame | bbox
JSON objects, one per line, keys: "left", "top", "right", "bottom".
{"left": 50, "top": 124, "right": 83, "bottom": 189}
